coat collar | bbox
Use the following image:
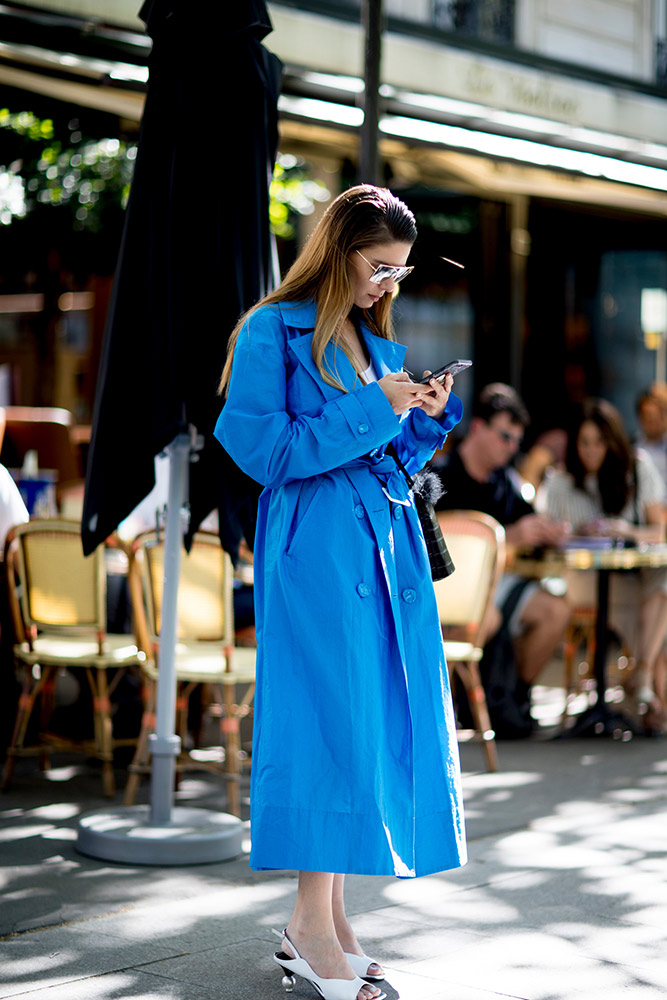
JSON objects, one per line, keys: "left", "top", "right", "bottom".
{"left": 279, "top": 300, "right": 407, "bottom": 397}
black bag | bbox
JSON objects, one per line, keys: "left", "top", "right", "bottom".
{"left": 387, "top": 446, "right": 455, "bottom": 582}
{"left": 411, "top": 486, "right": 456, "bottom": 581}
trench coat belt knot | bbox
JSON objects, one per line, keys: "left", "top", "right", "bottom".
{"left": 344, "top": 453, "right": 412, "bottom": 506}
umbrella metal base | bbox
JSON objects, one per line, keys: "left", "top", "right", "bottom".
{"left": 75, "top": 806, "right": 244, "bottom": 865}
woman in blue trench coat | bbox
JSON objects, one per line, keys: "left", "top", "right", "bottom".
{"left": 216, "top": 185, "right": 466, "bottom": 1000}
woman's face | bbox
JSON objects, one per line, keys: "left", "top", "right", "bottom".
{"left": 577, "top": 420, "right": 608, "bottom": 474}
{"left": 349, "top": 240, "right": 413, "bottom": 310}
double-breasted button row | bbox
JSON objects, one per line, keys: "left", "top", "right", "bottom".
{"left": 358, "top": 584, "right": 416, "bottom": 601}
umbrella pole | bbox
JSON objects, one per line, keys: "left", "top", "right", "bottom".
{"left": 148, "top": 432, "right": 189, "bottom": 825}
{"left": 75, "top": 429, "right": 245, "bottom": 865}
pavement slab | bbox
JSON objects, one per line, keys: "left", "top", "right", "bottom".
{"left": 2, "top": 711, "right": 667, "bottom": 999}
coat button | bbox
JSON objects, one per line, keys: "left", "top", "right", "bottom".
{"left": 357, "top": 583, "right": 371, "bottom": 597}
{"left": 402, "top": 588, "right": 417, "bottom": 604}
{"left": 392, "top": 505, "right": 403, "bottom": 520}
{"left": 354, "top": 504, "right": 365, "bottom": 519}
{"left": 358, "top": 422, "right": 369, "bottom": 434}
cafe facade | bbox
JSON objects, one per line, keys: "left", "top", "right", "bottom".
{"left": 1, "top": 0, "right": 667, "bottom": 437}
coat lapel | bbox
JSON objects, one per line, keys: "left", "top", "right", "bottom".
{"left": 287, "top": 332, "right": 358, "bottom": 402}
{"left": 280, "top": 300, "right": 408, "bottom": 402}
{"left": 362, "top": 325, "right": 407, "bottom": 378}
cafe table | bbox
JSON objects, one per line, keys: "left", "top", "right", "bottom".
{"left": 514, "top": 539, "right": 667, "bottom": 737}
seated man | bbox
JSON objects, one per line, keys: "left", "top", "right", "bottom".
{"left": 435, "top": 383, "right": 570, "bottom": 725}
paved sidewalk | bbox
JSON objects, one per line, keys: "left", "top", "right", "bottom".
{"left": 2, "top": 721, "right": 667, "bottom": 1000}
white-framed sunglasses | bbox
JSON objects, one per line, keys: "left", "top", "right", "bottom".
{"left": 356, "top": 249, "right": 414, "bottom": 285}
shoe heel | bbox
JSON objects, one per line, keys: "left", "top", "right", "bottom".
{"left": 279, "top": 969, "right": 296, "bottom": 992}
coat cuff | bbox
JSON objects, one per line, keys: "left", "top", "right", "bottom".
{"left": 337, "top": 381, "right": 400, "bottom": 447}
{"left": 408, "top": 391, "right": 463, "bottom": 445}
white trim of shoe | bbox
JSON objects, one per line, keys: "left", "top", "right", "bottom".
{"left": 636, "top": 685, "right": 656, "bottom": 706}
{"left": 272, "top": 928, "right": 386, "bottom": 1000}
{"left": 344, "top": 952, "right": 385, "bottom": 982}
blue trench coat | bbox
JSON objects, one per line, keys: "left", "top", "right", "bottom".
{"left": 215, "top": 300, "right": 467, "bottom": 877}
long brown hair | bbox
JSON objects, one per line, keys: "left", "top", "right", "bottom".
{"left": 219, "top": 184, "right": 417, "bottom": 394}
{"left": 566, "top": 398, "right": 635, "bottom": 515}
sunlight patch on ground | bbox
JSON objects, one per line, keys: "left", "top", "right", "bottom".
{"left": 30, "top": 803, "right": 81, "bottom": 820}
{"left": 44, "top": 765, "right": 86, "bottom": 782}
{"left": 462, "top": 770, "right": 541, "bottom": 791}
{"left": 0, "top": 824, "right": 54, "bottom": 842}
{"left": 42, "top": 827, "right": 78, "bottom": 841}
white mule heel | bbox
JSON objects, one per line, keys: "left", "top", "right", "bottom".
{"left": 272, "top": 928, "right": 386, "bottom": 1000}
{"left": 344, "top": 953, "right": 385, "bottom": 982}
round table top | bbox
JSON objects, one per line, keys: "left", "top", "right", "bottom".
{"left": 514, "top": 541, "right": 667, "bottom": 575}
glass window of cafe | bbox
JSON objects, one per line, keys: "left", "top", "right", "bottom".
{"left": 521, "top": 201, "right": 667, "bottom": 443}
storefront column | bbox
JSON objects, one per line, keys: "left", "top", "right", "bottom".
{"left": 509, "top": 194, "right": 531, "bottom": 391}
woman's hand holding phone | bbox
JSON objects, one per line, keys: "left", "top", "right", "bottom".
{"left": 378, "top": 372, "right": 428, "bottom": 414}
{"left": 419, "top": 370, "right": 453, "bottom": 419}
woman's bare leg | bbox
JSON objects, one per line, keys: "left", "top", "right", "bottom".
{"left": 332, "top": 873, "right": 384, "bottom": 979}
{"left": 284, "top": 872, "right": 381, "bottom": 999}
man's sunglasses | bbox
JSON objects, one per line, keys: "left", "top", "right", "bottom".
{"left": 494, "top": 428, "right": 523, "bottom": 446}
{"left": 356, "top": 250, "right": 414, "bottom": 285}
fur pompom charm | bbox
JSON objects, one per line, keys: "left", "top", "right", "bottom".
{"left": 411, "top": 468, "right": 445, "bottom": 505}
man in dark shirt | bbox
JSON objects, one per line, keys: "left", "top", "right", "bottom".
{"left": 436, "top": 383, "right": 570, "bottom": 688}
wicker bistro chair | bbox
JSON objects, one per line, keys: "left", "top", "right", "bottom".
{"left": 433, "top": 510, "right": 507, "bottom": 773}
{"left": 124, "top": 530, "right": 256, "bottom": 817}
{"left": 2, "top": 520, "right": 145, "bottom": 797}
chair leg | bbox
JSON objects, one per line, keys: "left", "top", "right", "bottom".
{"left": 38, "top": 671, "right": 56, "bottom": 771}
{"left": 561, "top": 625, "right": 579, "bottom": 726}
{"left": 124, "top": 679, "right": 155, "bottom": 805}
{"left": 87, "top": 668, "right": 115, "bottom": 798}
{"left": 2, "top": 664, "right": 55, "bottom": 790}
{"left": 561, "top": 619, "right": 597, "bottom": 726}
{"left": 222, "top": 683, "right": 241, "bottom": 817}
{"left": 463, "top": 661, "right": 498, "bottom": 772}
{"left": 451, "top": 660, "right": 498, "bottom": 773}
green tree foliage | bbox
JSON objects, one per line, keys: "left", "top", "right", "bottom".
{"left": 0, "top": 109, "right": 135, "bottom": 232}
{"left": 270, "top": 152, "right": 330, "bottom": 239}
{"left": 0, "top": 109, "right": 330, "bottom": 239}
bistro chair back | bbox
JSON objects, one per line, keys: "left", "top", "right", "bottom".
{"left": 15, "top": 521, "right": 104, "bottom": 633}
{"left": 434, "top": 510, "right": 506, "bottom": 772}
{"left": 141, "top": 531, "right": 233, "bottom": 644}
{"left": 125, "top": 530, "right": 255, "bottom": 816}
{"left": 2, "top": 520, "right": 144, "bottom": 796}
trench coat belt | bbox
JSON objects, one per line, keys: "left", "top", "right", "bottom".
{"left": 343, "top": 454, "right": 413, "bottom": 506}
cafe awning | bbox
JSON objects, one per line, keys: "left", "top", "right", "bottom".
{"left": 2, "top": 3, "right": 667, "bottom": 214}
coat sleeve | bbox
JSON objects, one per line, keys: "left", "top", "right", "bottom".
{"left": 215, "top": 307, "right": 401, "bottom": 488}
{"left": 390, "top": 393, "right": 464, "bottom": 475}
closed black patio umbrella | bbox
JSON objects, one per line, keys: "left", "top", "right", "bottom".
{"left": 77, "top": 0, "right": 281, "bottom": 864}
{"left": 81, "top": 0, "right": 280, "bottom": 561}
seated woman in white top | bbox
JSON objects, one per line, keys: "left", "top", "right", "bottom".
{"left": 543, "top": 398, "right": 667, "bottom": 730}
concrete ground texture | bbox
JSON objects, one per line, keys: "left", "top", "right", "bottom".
{"left": 1, "top": 676, "right": 667, "bottom": 1000}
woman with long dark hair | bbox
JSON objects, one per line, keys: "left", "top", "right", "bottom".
{"left": 544, "top": 398, "right": 667, "bottom": 728}
{"left": 216, "top": 185, "right": 467, "bottom": 1000}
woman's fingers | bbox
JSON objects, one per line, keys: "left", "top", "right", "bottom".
{"left": 420, "top": 372, "right": 453, "bottom": 418}
{"left": 378, "top": 373, "right": 426, "bottom": 414}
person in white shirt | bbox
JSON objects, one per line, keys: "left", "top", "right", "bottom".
{"left": 0, "top": 463, "right": 29, "bottom": 551}
{"left": 635, "top": 388, "right": 667, "bottom": 491}
{"left": 543, "top": 398, "right": 667, "bottom": 730}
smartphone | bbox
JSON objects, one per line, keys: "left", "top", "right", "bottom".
{"left": 418, "top": 360, "right": 473, "bottom": 385}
